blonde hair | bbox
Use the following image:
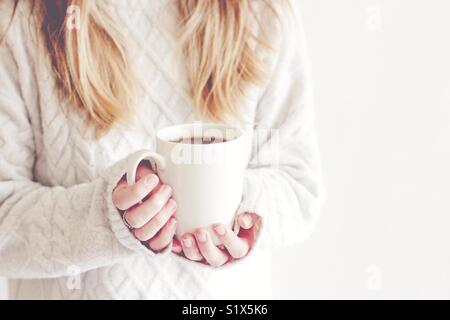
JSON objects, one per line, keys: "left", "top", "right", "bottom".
{"left": 5, "top": 0, "right": 279, "bottom": 135}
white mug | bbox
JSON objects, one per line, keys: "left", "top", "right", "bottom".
{"left": 126, "top": 123, "right": 250, "bottom": 245}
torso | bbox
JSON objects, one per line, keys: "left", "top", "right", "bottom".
{"left": 8, "top": 0, "right": 272, "bottom": 300}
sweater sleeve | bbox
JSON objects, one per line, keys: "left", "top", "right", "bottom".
{"left": 236, "top": 3, "right": 325, "bottom": 250}
{"left": 0, "top": 16, "right": 164, "bottom": 280}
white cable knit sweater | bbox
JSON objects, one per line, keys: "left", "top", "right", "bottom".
{"left": 0, "top": 0, "right": 324, "bottom": 300}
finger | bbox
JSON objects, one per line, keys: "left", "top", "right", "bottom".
{"left": 148, "top": 217, "right": 177, "bottom": 252}
{"left": 237, "top": 226, "right": 255, "bottom": 249}
{"left": 172, "top": 239, "right": 183, "bottom": 254}
{"left": 133, "top": 198, "right": 177, "bottom": 240}
{"left": 135, "top": 162, "right": 155, "bottom": 180}
{"left": 238, "top": 212, "right": 259, "bottom": 230}
{"left": 113, "top": 162, "right": 156, "bottom": 209}
{"left": 124, "top": 184, "right": 173, "bottom": 228}
{"left": 135, "top": 164, "right": 160, "bottom": 201}
{"left": 181, "top": 233, "right": 203, "bottom": 261}
{"left": 115, "top": 163, "right": 154, "bottom": 189}
{"left": 194, "top": 229, "right": 229, "bottom": 267}
{"left": 113, "top": 173, "right": 159, "bottom": 211}
{"left": 213, "top": 224, "right": 249, "bottom": 259}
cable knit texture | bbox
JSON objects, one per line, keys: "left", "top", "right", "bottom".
{"left": 0, "top": 0, "right": 324, "bottom": 299}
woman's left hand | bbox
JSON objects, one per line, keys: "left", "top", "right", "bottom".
{"left": 172, "top": 213, "right": 259, "bottom": 267}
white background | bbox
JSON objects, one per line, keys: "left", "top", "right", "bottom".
{"left": 273, "top": 0, "right": 450, "bottom": 299}
{"left": 2, "top": 0, "right": 450, "bottom": 299}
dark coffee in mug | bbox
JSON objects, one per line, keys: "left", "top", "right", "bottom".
{"left": 127, "top": 123, "right": 246, "bottom": 245}
{"left": 170, "top": 136, "right": 233, "bottom": 145}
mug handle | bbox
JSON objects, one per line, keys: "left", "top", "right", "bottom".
{"left": 126, "top": 150, "right": 166, "bottom": 185}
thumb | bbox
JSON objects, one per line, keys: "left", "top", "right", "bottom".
{"left": 237, "top": 212, "right": 259, "bottom": 230}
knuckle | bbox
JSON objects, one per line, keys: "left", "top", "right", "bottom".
{"left": 134, "top": 228, "right": 150, "bottom": 241}
{"left": 153, "top": 213, "right": 166, "bottom": 225}
{"left": 233, "top": 248, "right": 248, "bottom": 259}
{"left": 125, "top": 212, "right": 142, "bottom": 229}
{"left": 150, "top": 195, "right": 165, "bottom": 211}
{"left": 131, "top": 184, "right": 145, "bottom": 200}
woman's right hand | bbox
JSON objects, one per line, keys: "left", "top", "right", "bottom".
{"left": 112, "top": 163, "right": 177, "bottom": 252}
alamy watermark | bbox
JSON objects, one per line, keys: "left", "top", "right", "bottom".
{"left": 66, "top": 5, "right": 81, "bottom": 30}
{"left": 66, "top": 265, "right": 81, "bottom": 290}
{"left": 166, "top": 124, "right": 281, "bottom": 169}
{"left": 366, "top": 5, "right": 383, "bottom": 32}
{"left": 366, "top": 265, "right": 383, "bottom": 292}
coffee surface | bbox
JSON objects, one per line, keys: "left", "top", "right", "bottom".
{"left": 170, "top": 136, "right": 232, "bottom": 144}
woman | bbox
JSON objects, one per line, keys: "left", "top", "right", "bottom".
{"left": 0, "top": 0, "right": 323, "bottom": 299}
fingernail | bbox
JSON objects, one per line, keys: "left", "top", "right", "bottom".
{"left": 196, "top": 230, "right": 207, "bottom": 243}
{"left": 214, "top": 225, "right": 227, "bottom": 236}
{"left": 172, "top": 244, "right": 182, "bottom": 253}
{"left": 145, "top": 174, "right": 158, "bottom": 187}
{"left": 167, "top": 199, "right": 177, "bottom": 211}
{"left": 182, "top": 238, "right": 193, "bottom": 248}
{"left": 161, "top": 184, "right": 172, "bottom": 195}
{"left": 242, "top": 214, "right": 252, "bottom": 228}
